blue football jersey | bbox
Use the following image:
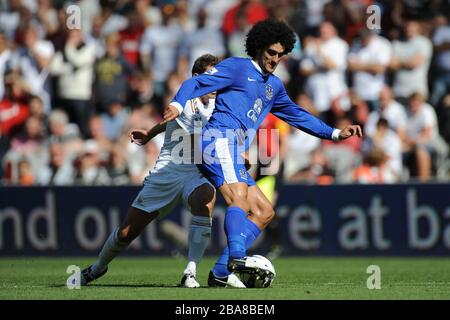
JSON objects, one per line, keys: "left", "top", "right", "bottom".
{"left": 171, "top": 57, "right": 336, "bottom": 148}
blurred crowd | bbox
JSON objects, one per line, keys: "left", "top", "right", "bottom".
{"left": 0, "top": 0, "right": 449, "bottom": 186}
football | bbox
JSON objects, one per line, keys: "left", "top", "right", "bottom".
{"left": 238, "top": 255, "right": 276, "bottom": 288}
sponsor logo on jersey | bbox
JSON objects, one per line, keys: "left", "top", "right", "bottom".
{"left": 247, "top": 98, "right": 263, "bottom": 122}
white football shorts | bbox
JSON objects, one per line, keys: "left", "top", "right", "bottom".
{"left": 131, "top": 161, "right": 214, "bottom": 218}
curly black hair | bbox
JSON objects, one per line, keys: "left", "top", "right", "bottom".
{"left": 245, "top": 19, "right": 296, "bottom": 59}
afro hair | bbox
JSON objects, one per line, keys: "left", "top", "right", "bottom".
{"left": 245, "top": 19, "right": 296, "bottom": 59}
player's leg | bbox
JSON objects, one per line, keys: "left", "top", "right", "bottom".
{"left": 219, "top": 182, "right": 252, "bottom": 263}
{"left": 180, "top": 182, "right": 216, "bottom": 287}
{"left": 80, "top": 206, "right": 159, "bottom": 285}
{"left": 198, "top": 135, "right": 260, "bottom": 276}
{"left": 80, "top": 170, "right": 182, "bottom": 285}
{"left": 211, "top": 184, "right": 275, "bottom": 279}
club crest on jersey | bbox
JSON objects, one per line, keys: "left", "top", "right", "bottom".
{"left": 265, "top": 84, "right": 273, "bottom": 100}
{"left": 239, "top": 168, "right": 248, "bottom": 180}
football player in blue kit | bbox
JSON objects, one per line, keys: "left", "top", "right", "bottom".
{"left": 162, "top": 19, "right": 362, "bottom": 286}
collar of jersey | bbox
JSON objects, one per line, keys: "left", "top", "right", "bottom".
{"left": 251, "top": 60, "right": 269, "bottom": 77}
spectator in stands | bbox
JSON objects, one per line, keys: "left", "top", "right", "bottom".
{"left": 50, "top": 29, "right": 96, "bottom": 137}
{"left": 17, "top": 157, "right": 36, "bottom": 186}
{"left": 74, "top": 140, "right": 111, "bottom": 185}
{"left": 178, "top": 8, "right": 226, "bottom": 77}
{"left": 10, "top": 25, "right": 54, "bottom": 112}
{"left": 288, "top": 146, "right": 335, "bottom": 185}
{"left": 403, "top": 92, "right": 445, "bottom": 181}
{"left": 127, "top": 71, "right": 162, "bottom": 111}
{"left": 348, "top": 29, "right": 392, "bottom": 111}
{"left": 86, "top": 115, "right": 113, "bottom": 162}
{"left": 0, "top": 31, "right": 13, "bottom": 101}
{"left": 284, "top": 92, "right": 321, "bottom": 180}
{"left": 3, "top": 115, "right": 47, "bottom": 185}
{"left": 175, "top": 0, "right": 196, "bottom": 33}
{"left": 430, "top": 14, "right": 450, "bottom": 107}
{"left": 46, "top": 7, "right": 70, "bottom": 52}
{"left": 300, "top": 21, "right": 349, "bottom": 119}
{"left": 341, "top": 0, "right": 373, "bottom": 43}
{"left": 100, "top": 101, "right": 129, "bottom": 142}
{"left": 390, "top": 20, "right": 433, "bottom": 106}
{"left": 48, "top": 109, "right": 84, "bottom": 157}
{"left": 36, "top": 0, "right": 59, "bottom": 38}
{"left": 364, "top": 86, "right": 407, "bottom": 138}
{"left": 9, "top": 115, "right": 47, "bottom": 157}
{"left": 226, "top": 8, "right": 252, "bottom": 57}
{"left": 37, "top": 142, "right": 76, "bottom": 186}
{"left": 106, "top": 146, "right": 132, "bottom": 185}
{"left": 134, "top": 0, "right": 162, "bottom": 28}
{"left": 363, "top": 118, "right": 402, "bottom": 182}
{"left": 353, "top": 147, "right": 388, "bottom": 184}
{"left": 28, "top": 95, "right": 48, "bottom": 128}
{"left": 98, "top": 0, "right": 128, "bottom": 36}
{"left": 118, "top": 8, "right": 146, "bottom": 68}
{"left": 94, "top": 32, "right": 136, "bottom": 113}
{"left": 139, "top": 5, "right": 183, "bottom": 97}
{"left": 0, "top": 70, "right": 30, "bottom": 138}
{"left": 221, "top": 0, "right": 268, "bottom": 37}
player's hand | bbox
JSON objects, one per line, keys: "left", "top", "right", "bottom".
{"left": 161, "top": 105, "right": 180, "bottom": 124}
{"left": 338, "top": 125, "right": 363, "bottom": 140}
{"left": 129, "top": 129, "right": 150, "bottom": 146}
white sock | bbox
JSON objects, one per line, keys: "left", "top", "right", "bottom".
{"left": 186, "top": 216, "right": 212, "bottom": 272}
{"left": 184, "top": 261, "right": 197, "bottom": 276}
{"left": 91, "top": 227, "right": 129, "bottom": 275}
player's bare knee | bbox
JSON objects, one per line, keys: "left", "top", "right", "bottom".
{"left": 191, "top": 204, "right": 211, "bottom": 217}
{"left": 117, "top": 227, "right": 133, "bottom": 243}
{"left": 262, "top": 206, "right": 276, "bottom": 225}
{"left": 190, "top": 184, "right": 216, "bottom": 217}
{"left": 252, "top": 206, "right": 275, "bottom": 227}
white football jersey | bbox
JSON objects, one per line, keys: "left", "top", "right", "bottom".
{"left": 155, "top": 97, "right": 215, "bottom": 167}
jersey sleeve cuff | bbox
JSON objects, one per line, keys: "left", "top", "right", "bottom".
{"left": 332, "top": 129, "right": 341, "bottom": 141}
{"left": 169, "top": 101, "right": 184, "bottom": 115}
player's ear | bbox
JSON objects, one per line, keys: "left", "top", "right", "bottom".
{"left": 193, "top": 72, "right": 199, "bottom": 76}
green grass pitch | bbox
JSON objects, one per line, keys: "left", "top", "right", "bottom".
{"left": 1, "top": 257, "right": 449, "bottom": 299}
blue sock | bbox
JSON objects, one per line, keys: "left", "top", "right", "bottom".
{"left": 225, "top": 206, "right": 248, "bottom": 258}
{"left": 213, "top": 218, "right": 262, "bottom": 277}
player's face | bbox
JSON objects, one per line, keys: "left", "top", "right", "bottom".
{"left": 259, "top": 43, "right": 285, "bottom": 74}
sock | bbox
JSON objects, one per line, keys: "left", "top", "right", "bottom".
{"left": 185, "top": 216, "right": 212, "bottom": 274}
{"left": 225, "top": 206, "right": 248, "bottom": 258}
{"left": 183, "top": 261, "right": 197, "bottom": 276}
{"left": 213, "top": 218, "right": 262, "bottom": 277}
{"left": 91, "top": 227, "right": 129, "bottom": 275}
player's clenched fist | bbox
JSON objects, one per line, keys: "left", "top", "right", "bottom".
{"left": 161, "top": 105, "right": 180, "bottom": 124}
{"left": 338, "top": 125, "right": 363, "bottom": 140}
{"left": 129, "top": 129, "right": 150, "bottom": 146}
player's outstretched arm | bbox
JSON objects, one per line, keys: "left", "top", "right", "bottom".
{"left": 161, "top": 104, "right": 181, "bottom": 124}
{"left": 129, "top": 122, "right": 167, "bottom": 146}
{"left": 337, "top": 125, "right": 363, "bottom": 140}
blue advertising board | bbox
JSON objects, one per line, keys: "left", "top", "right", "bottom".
{"left": 1, "top": 184, "right": 449, "bottom": 256}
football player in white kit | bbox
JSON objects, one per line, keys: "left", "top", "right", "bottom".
{"left": 78, "top": 54, "right": 245, "bottom": 288}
